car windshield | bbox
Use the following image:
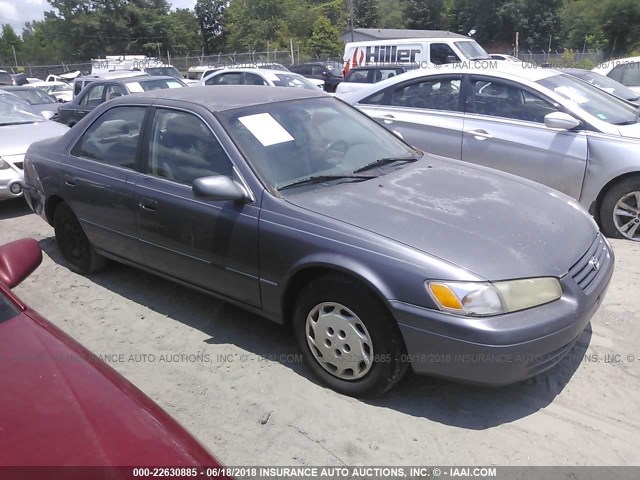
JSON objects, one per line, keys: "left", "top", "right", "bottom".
{"left": 454, "top": 41, "right": 491, "bottom": 60}
{"left": 145, "top": 67, "right": 183, "bottom": 80}
{"left": 10, "top": 88, "right": 56, "bottom": 105}
{"left": 219, "top": 97, "right": 420, "bottom": 192}
{"left": 538, "top": 73, "right": 639, "bottom": 125}
{"left": 0, "top": 97, "right": 45, "bottom": 125}
{"left": 126, "top": 78, "right": 186, "bottom": 92}
{"left": 271, "top": 74, "right": 318, "bottom": 90}
{"left": 569, "top": 70, "right": 639, "bottom": 102}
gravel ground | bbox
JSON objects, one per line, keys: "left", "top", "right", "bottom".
{"left": 2, "top": 197, "right": 639, "bottom": 467}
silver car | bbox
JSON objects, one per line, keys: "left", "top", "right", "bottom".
{"left": 340, "top": 63, "right": 640, "bottom": 241}
{"left": 0, "top": 97, "right": 69, "bottom": 201}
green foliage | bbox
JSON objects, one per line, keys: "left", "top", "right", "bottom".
{"left": 195, "top": 0, "right": 227, "bottom": 54}
{"left": 352, "top": 0, "right": 380, "bottom": 28}
{"left": 377, "top": 0, "right": 404, "bottom": 28}
{"left": 0, "top": 25, "right": 23, "bottom": 65}
{"left": 401, "top": 0, "right": 448, "bottom": 30}
{"left": 307, "top": 16, "right": 343, "bottom": 58}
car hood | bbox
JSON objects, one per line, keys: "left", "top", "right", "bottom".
{"left": 286, "top": 157, "right": 598, "bottom": 280}
{"left": 0, "top": 308, "right": 219, "bottom": 467}
{"left": 617, "top": 122, "right": 640, "bottom": 138}
{"left": 0, "top": 120, "right": 69, "bottom": 156}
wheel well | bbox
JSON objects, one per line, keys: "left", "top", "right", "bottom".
{"left": 45, "top": 195, "right": 65, "bottom": 226}
{"left": 594, "top": 172, "right": 640, "bottom": 223}
{"left": 282, "top": 266, "right": 389, "bottom": 328}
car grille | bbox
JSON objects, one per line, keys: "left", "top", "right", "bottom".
{"left": 13, "top": 162, "right": 23, "bottom": 170}
{"left": 569, "top": 234, "right": 610, "bottom": 293}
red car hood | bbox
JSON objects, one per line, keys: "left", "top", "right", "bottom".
{"left": 0, "top": 307, "right": 222, "bottom": 471}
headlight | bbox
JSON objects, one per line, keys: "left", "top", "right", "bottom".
{"left": 0, "top": 157, "right": 9, "bottom": 170}
{"left": 427, "top": 278, "right": 562, "bottom": 316}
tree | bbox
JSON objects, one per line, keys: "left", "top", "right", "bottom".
{"left": 0, "top": 24, "right": 23, "bottom": 66}
{"left": 166, "top": 9, "right": 201, "bottom": 56}
{"left": 448, "top": 0, "right": 521, "bottom": 46}
{"left": 352, "top": 0, "right": 380, "bottom": 28}
{"left": 401, "top": 0, "right": 448, "bottom": 30}
{"left": 307, "top": 16, "right": 343, "bottom": 58}
{"left": 377, "top": 0, "right": 403, "bottom": 29}
{"left": 195, "top": 0, "right": 227, "bottom": 54}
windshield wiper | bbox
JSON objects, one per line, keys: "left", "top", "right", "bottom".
{"left": 353, "top": 156, "right": 418, "bottom": 174}
{"left": 278, "top": 174, "right": 374, "bottom": 191}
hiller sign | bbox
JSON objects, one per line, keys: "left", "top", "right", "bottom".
{"left": 353, "top": 45, "right": 422, "bottom": 64}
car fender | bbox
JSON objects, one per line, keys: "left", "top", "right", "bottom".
{"left": 582, "top": 133, "right": 640, "bottom": 212}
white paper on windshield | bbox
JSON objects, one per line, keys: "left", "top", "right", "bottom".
{"left": 127, "top": 82, "right": 144, "bottom": 93}
{"left": 238, "top": 113, "right": 294, "bottom": 146}
{"left": 554, "top": 86, "right": 589, "bottom": 104}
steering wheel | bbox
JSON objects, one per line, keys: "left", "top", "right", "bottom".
{"left": 321, "top": 140, "right": 349, "bottom": 166}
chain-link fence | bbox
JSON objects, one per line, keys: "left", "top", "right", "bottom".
{"left": 2, "top": 50, "right": 607, "bottom": 81}
{"left": 515, "top": 51, "right": 605, "bottom": 68}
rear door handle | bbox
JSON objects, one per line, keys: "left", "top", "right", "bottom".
{"left": 139, "top": 199, "right": 158, "bottom": 211}
{"left": 465, "top": 129, "right": 494, "bottom": 140}
{"left": 63, "top": 175, "right": 76, "bottom": 187}
{"left": 379, "top": 114, "right": 395, "bottom": 124}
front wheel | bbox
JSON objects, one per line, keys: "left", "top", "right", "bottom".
{"left": 293, "top": 275, "right": 408, "bottom": 397}
{"left": 54, "top": 203, "right": 107, "bottom": 274}
{"left": 600, "top": 177, "right": 640, "bottom": 241}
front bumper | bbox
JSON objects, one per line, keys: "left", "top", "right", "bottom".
{"left": 391, "top": 235, "right": 614, "bottom": 386}
{"left": 0, "top": 163, "right": 24, "bottom": 201}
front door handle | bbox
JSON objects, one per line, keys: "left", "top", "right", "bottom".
{"left": 139, "top": 199, "right": 158, "bottom": 211}
{"left": 63, "top": 174, "right": 76, "bottom": 187}
{"left": 465, "top": 129, "right": 494, "bottom": 140}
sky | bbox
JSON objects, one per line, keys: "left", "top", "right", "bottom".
{"left": 0, "top": 0, "right": 197, "bottom": 33}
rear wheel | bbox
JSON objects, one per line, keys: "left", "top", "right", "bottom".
{"left": 54, "top": 203, "right": 107, "bottom": 274}
{"left": 600, "top": 177, "right": 640, "bottom": 241}
{"left": 293, "top": 275, "right": 408, "bottom": 397}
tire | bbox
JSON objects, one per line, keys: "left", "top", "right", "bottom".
{"left": 599, "top": 176, "right": 640, "bottom": 241}
{"left": 293, "top": 275, "right": 408, "bottom": 397}
{"left": 54, "top": 203, "right": 107, "bottom": 274}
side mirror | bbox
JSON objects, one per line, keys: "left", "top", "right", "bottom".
{"left": 193, "top": 175, "right": 249, "bottom": 202}
{"left": 0, "top": 238, "right": 42, "bottom": 288}
{"left": 41, "top": 110, "right": 55, "bottom": 120}
{"left": 544, "top": 112, "right": 581, "bottom": 130}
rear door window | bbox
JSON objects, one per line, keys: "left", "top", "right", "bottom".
{"left": 389, "top": 76, "right": 462, "bottom": 111}
{"left": 72, "top": 106, "right": 146, "bottom": 169}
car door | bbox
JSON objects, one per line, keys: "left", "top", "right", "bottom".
{"left": 356, "top": 74, "right": 465, "bottom": 159}
{"left": 135, "top": 107, "right": 261, "bottom": 307}
{"left": 62, "top": 105, "right": 148, "bottom": 261}
{"left": 460, "top": 75, "right": 588, "bottom": 199}
{"left": 68, "top": 83, "right": 106, "bottom": 125}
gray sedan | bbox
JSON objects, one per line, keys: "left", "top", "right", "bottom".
{"left": 340, "top": 64, "right": 640, "bottom": 241}
{"left": 24, "top": 86, "right": 612, "bottom": 396}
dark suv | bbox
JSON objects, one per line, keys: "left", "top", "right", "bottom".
{"left": 289, "top": 61, "right": 343, "bottom": 92}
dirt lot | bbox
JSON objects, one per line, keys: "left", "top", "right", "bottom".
{"left": 2, "top": 197, "right": 639, "bottom": 466}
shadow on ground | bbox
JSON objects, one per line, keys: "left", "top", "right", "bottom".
{"left": 0, "top": 198, "right": 32, "bottom": 220}
{"left": 39, "top": 236, "right": 590, "bottom": 430}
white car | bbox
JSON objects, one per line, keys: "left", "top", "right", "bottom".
{"left": 200, "top": 68, "right": 323, "bottom": 91}
{"left": 29, "top": 81, "right": 74, "bottom": 103}
{"left": 0, "top": 97, "right": 69, "bottom": 201}
{"left": 593, "top": 56, "right": 640, "bottom": 94}
{"left": 490, "top": 54, "right": 521, "bottom": 62}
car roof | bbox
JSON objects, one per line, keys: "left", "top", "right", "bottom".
{"left": 113, "top": 85, "right": 326, "bottom": 112}
{"left": 207, "top": 68, "right": 292, "bottom": 75}
{"left": 0, "top": 85, "right": 36, "bottom": 90}
{"left": 85, "top": 75, "right": 180, "bottom": 85}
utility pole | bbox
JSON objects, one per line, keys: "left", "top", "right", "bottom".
{"left": 12, "top": 45, "right": 18, "bottom": 68}
{"left": 349, "top": 0, "right": 355, "bottom": 42}
{"left": 515, "top": 32, "right": 519, "bottom": 58}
